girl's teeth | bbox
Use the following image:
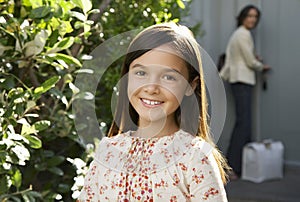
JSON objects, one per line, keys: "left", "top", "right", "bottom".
{"left": 143, "top": 99, "right": 161, "bottom": 105}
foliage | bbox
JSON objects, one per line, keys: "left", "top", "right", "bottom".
{"left": 0, "top": 0, "right": 201, "bottom": 201}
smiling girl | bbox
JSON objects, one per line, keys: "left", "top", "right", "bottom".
{"left": 78, "top": 23, "right": 229, "bottom": 201}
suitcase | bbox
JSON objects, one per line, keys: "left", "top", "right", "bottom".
{"left": 241, "top": 139, "right": 284, "bottom": 183}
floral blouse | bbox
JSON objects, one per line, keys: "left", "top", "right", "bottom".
{"left": 78, "top": 129, "right": 227, "bottom": 202}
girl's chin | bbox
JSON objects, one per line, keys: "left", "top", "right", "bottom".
{"left": 138, "top": 116, "right": 167, "bottom": 124}
{"left": 138, "top": 112, "right": 177, "bottom": 126}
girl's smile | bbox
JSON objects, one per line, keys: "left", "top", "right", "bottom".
{"left": 140, "top": 98, "right": 164, "bottom": 108}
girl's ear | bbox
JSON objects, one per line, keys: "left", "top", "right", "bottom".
{"left": 185, "top": 76, "right": 199, "bottom": 96}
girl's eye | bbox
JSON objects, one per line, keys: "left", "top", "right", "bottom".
{"left": 162, "top": 75, "right": 176, "bottom": 81}
{"left": 135, "top": 71, "right": 146, "bottom": 76}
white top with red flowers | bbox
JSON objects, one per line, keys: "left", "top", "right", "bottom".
{"left": 78, "top": 129, "right": 227, "bottom": 202}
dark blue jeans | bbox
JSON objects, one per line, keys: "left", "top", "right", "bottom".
{"left": 227, "top": 82, "right": 253, "bottom": 176}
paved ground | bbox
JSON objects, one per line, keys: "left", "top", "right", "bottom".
{"left": 225, "top": 165, "right": 300, "bottom": 202}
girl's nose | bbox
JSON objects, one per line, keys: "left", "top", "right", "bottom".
{"left": 143, "top": 83, "right": 160, "bottom": 94}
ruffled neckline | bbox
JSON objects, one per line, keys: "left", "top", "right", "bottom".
{"left": 94, "top": 129, "right": 204, "bottom": 174}
{"left": 122, "top": 129, "right": 181, "bottom": 142}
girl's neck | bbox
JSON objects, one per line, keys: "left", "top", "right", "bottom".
{"left": 134, "top": 116, "right": 179, "bottom": 138}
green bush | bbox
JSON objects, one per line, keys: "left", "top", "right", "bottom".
{"left": 0, "top": 0, "right": 201, "bottom": 201}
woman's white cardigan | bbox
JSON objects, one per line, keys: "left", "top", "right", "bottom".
{"left": 220, "top": 26, "right": 263, "bottom": 85}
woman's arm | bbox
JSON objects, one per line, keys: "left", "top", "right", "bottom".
{"left": 237, "top": 31, "right": 264, "bottom": 71}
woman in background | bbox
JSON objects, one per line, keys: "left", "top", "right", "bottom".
{"left": 220, "top": 5, "right": 271, "bottom": 180}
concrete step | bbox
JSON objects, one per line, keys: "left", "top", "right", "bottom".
{"left": 225, "top": 165, "right": 300, "bottom": 202}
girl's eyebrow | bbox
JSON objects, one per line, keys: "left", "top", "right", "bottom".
{"left": 164, "top": 68, "right": 182, "bottom": 75}
{"left": 131, "top": 63, "right": 146, "bottom": 69}
{"left": 131, "top": 63, "right": 183, "bottom": 75}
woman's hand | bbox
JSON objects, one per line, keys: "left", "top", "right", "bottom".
{"left": 263, "top": 64, "right": 271, "bottom": 72}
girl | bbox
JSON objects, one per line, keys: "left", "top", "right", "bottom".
{"left": 78, "top": 22, "right": 229, "bottom": 201}
{"left": 220, "top": 5, "right": 271, "bottom": 180}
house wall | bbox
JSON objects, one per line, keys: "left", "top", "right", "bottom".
{"left": 187, "top": 0, "right": 300, "bottom": 165}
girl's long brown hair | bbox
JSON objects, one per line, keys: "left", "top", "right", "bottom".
{"left": 108, "top": 22, "right": 229, "bottom": 183}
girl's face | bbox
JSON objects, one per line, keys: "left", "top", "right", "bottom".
{"left": 243, "top": 8, "right": 259, "bottom": 29}
{"left": 127, "top": 45, "right": 197, "bottom": 126}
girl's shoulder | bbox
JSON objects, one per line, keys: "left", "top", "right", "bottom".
{"left": 96, "top": 131, "right": 133, "bottom": 151}
{"left": 190, "top": 136, "right": 215, "bottom": 159}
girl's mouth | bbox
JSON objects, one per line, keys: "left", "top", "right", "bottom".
{"left": 141, "top": 98, "right": 164, "bottom": 107}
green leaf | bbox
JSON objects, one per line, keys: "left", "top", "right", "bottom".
{"left": 176, "top": 0, "right": 186, "bottom": 9}
{"left": 33, "top": 76, "right": 60, "bottom": 97}
{"left": 0, "top": 151, "right": 8, "bottom": 159}
{"left": 29, "top": 6, "right": 52, "bottom": 18}
{"left": 47, "top": 53, "right": 82, "bottom": 67}
{"left": 8, "top": 133, "right": 29, "bottom": 143}
{"left": 49, "top": 88, "right": 68, "bottom": 107}
{"left": 24, "top": 30, "right": 48, "bottom": 57}
{"left": 48, "top": 167, "right": 64, "bottom": 176}
{"left": 70, "top": 11, "right": 86, "bottom": 22}
{"left": 22, "top": 0, "right": 32, "bottom": 7}
{"left": 59, "top": 0, "right": 76, "bottom": 15}
{"left": 11, "top": 145, "right": 30, "bottom": 165}
{"left": 74, "top": 21, "right": 83, "bottom": 29}
{"left": 42, "top": 150, "right": 54, "bottom": 158}
{"left": 36, "top": 57, "right": 64, "bottom": 69}
{"left": 8, "top": 87, "right": 24, "bottom": 99}
{"left": 0, "top": 175, "right": 10, "bottom": 195}
{"left": 172, "top": 18, "right": 180, "bottom": 23}
{"left": 33, "top": 120, "right": 51, "bottom": 131}
{"left": 24, "top": 0, "right": 43, "bottom": 8}
{"left": 26, "top": 101, "right": 36, "bottom": 111}
{"left": 22, "top": 194, "right": 34, "bottom": 202}
{"left": 57, "top": 184, "right": 70, "bottom": 193}
{"left": 27, "top": 191, "right": 42, "bottom": 199}
{"left": 48, "top": 29, "right": 59, "bottom": 47}
{"left": 63, "top": 73, "right": 73, "bottom": 83}
{"left": 87, "top": 9, "right": 100, "bottom": 15}
{"left": 53, "top": 5, "right": 63, "bottom": 18}
{"left": 47, "top": 37, "right": 74, "bottom": 53}
{"left": 83, "top": 24, "right": 91, "bottom": 36}
{"left": 73, "top": 91, "right": 94, "bottom": 100}
{"left": 21, "top": 123, "right": 37, "bottom": 136}
{"left": 0, "top": 139, "right": 14, "bottom": 149}
{"left": 0, "top": 76, "right": 15, "bottom": 90}
{"left": 34, "top": 163, "right": 47, "bottom": 171}
{"left": 25, "top": 135, "right": 42, "bottom": 149}
{"left": 15, "top": 103, "right": 24, "bottom": 115}
{"left": 3, "top": 107, "right": 13, "bottom": 118}
{"left": 9, "top": 196, "right": 22, "bottom": 202}
{"left": 55, "top": 36, "right": 73, "bottom": 51}
{"left": 69, "top": 82, "right": 80, "bottom": 94}
{"left": 47, "top": 156, "right": 65, "bottom": 167}
{"left": 72, "top": 0, "right": 92, "bottom": 14}
{"left": 11, "top": 169, "right": 22, "bottom": 188}
{"left": 59, "top": 21, "right": 73, "bottom": 35}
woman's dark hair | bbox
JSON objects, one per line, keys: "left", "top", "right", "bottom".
{"left": 237, "top": 5, "right": 261, "bottom": 27}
